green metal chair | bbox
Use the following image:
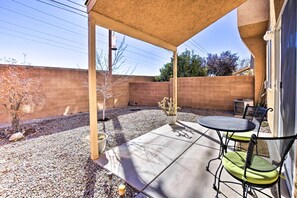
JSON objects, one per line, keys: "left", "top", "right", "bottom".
{"left": 224, "top": 105, "right": 273, "bottom": 151}
{"left": 216, "top": 133, "right": 297, "bottom": 198}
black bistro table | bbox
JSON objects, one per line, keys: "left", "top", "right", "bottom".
{"left": 197, "top": 116, "right": 256, "bottom": 189}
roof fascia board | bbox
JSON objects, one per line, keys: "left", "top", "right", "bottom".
{"left": 89, "top": 11, "right": 177, "bottom": 52}
{"left": 85, "top": 0, "right": 97, "bottom": 13}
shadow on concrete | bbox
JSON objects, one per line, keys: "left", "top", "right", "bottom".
{"left": 170, "top": 124, "right": 193, "bottom": 139}
{"left": 111, "top": 117, "right": 148, "bottom": 194}
{"left": 177, "top": 121, "right": 220, "bottom": 145}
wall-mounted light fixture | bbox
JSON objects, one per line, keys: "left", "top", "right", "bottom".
{"left": 263, "top": 30, "right": 274, "bottom": 41}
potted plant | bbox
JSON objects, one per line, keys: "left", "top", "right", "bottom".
{"left": 158, "top": 97, "right": 180, "bottom": 125}
{"left": 98, "top": 132, "right": 108, "bottom": 154}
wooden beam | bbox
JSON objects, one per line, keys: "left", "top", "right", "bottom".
{"left": 89, "top": 11, "right": 177, "bottom": 52}
{"left": 88, "top": 15, "right": 99, "bottom": 160}
{"left": 173, "top": 51, "right": 178, "bottom": 114}
{"left": 85, "top": 0, "right": 97, "bottom": 13}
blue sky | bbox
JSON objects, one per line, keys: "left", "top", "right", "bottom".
{"left": 0, "top": 0, "right": 251, "bottom": 76}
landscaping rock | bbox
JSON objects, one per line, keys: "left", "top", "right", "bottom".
{"left": 8, "top": 132, "right": 24, "bottom": 142}
{"left": 0, "top": 107, "right": 271, "bottom": 197}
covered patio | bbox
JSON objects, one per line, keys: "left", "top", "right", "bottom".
{"left": 85, "top": 0, "right": 246, "bottom": 160}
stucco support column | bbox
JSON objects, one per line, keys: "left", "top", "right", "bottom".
{"left": 173, "top": 51, "right": 178, "bottom": 114}
{"left": 241, "top": 36, "right": 266, "bottom": 105}
{"left": 88, "top": 16, "right": 99, "bottom": 160}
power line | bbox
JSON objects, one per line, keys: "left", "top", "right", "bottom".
{"left": 191, "top": 39, "right": 208, "bottom": 54}
{"left": 13, "top": 0, "right": 169, "bottom": 60}
{"left": 0, "top": 5, "right": 87, "bottom": 37}
{"left": 0, "top": 19, "right": 86, "bottom": 46}
{"left": 97, "top": 48, "right": 162, "bottom": 66}
{"left": 124, "top": 48, "right": 167, "bottom": 61}
{"left": 1, "top": 26, "right": 87, "bottom": 51}
{"left": 125, "top": 60, "right": 153, "bottom": 67}
{"left": 0, "top": 20, "right": 165, "bottom": 64}
{"left": 9, "top": 0, "right": 108, "bottom": 41}
{"left": 93, "top": 48, "right": 156, "bottom": 68}
{"left": 120, "top": 36, "right": 172, "bottom": 56}
{"left": 0, "top": 31, "right": 159, "bottom": 68}
{"left": 0, "top": 32, "right": 87, "bottom": 54}
{"left": 1, "top": 1, "right": 170, "bottom": 63}
{"left": 44, "top": 0, "right": 87, "bottom": 13}
{"left": 124, "top": 54, "right": 163, "bottom": 66}
{"left": 188, "top": 40, "right": 207, "bottom": 55}
{"left": 65, "top": 0, "right": 85, "bottom": 8}
{"left": 117, "top": 41, "right": 169, "bottom": 60}
{"left": 11, "top": 0, "right": 86, "bottom": 30}
{"left": 36, "top": 0, "right": 87, "bottom": 17}
{"left": 183, "top": 43, "right": 195, "bottom": 52}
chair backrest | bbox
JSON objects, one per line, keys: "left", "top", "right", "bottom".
{"left": 245, "top": 133, "right": 297, "bottom": 174}
{"left": 242, "top": 105, "right": 273, "bottom": 136}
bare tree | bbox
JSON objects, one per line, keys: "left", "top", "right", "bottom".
{"left": 0, "top": 65, "right": 46, "bottom": 134}
{"left": 0, "top": 57, "right": 18, "bottom": 64}
{"left": 96, "top": 37, "right": 135, "bottom": 120}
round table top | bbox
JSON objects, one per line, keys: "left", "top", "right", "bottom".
{"left": 197, "top": 116, "right": 256, "bottom": 132}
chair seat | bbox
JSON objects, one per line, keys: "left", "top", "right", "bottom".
{"left": 223, "top": 151, "right": 279, "bottom": 185}
{"left": 223, "top": 131, "right": 254, "bottom": 142}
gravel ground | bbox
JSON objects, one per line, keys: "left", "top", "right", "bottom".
{"left": 0, "top": 107, "right": 270, "bottom": 197}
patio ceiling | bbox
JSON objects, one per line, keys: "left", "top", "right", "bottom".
{"left": 85, "top": 0, "right": 246, "bottom": 51}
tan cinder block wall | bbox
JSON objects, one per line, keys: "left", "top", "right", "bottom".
{"left": 129, "top": 82, "right": 171, "bottom": 106}
{"left": 129, "top": 76, "right": 254, "bottom": 110}
{"left": 0, "top": 65, "right": 154, "bottom": 123}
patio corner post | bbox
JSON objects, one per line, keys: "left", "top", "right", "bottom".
{"left": 173, "top": 50, "right": 178, "bottom": 114}
{"left": 88, "top": 15, "right": 99, "bottom": 160}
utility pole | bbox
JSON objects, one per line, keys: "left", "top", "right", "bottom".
{"left": 108, "top": 30, "right": 112, "bottom": 75}
{"left": 108, "top": 30, "right": 115, "bottom": 107}
{"left": 108, "top": 30, "right": 117, "bottom": 74}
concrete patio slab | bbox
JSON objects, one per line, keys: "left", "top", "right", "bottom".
{"left": 142, "top": 130, "right": 220, "bottom": 198}
{"left": 95, "top": 121, "right": 208, "bottom": 191}
{"left": 95, "top": 121, "right": 290, "bottom": 198}
{"left": 142, "top": 130, "right": 275, "bottom": 198}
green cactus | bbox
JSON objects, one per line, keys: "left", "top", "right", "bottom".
{"left": 158, "top": 97, "right": 180, "bottom": 116}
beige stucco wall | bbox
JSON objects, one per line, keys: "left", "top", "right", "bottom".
{"left": 266, "top": 0, "right": 277, "bottom": 136}
{"left": 237, "top": 0, "right": 269, "bottom": 106}
{"left": 237, "top": 0, "right": 269, "bottom": 26}
{"left": 258, "top": 0, "right": 296, "bottom": 196}
{"left": 238, "top": 0, "right": 285, "bottom": 137}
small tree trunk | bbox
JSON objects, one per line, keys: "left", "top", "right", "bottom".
{"left": 11, "top": 114, "right": 20, "bottom": 133}
{"left": 102, "top": 97, "right": 106, "bottom": 120}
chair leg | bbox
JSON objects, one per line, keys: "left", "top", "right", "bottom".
{"left": 278, "top": 179, "right": 281, "bottom": 198}
{"left": 242, "top": 183, "right": 248, "bottom": 198}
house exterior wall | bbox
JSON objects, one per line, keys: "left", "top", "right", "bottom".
{"left": 266, "top": 0, "right": 278, "bottom": 137}
{"left": 239, "top": 0, "right": 296, "bottom": 196}
{"left": 237, "top": 0, "right": 269, "bottom": 107}
{"left": 129, "top": 76, "right": 254, "bottom": 110}
{"left": 0, "top": 65, "right": 154, "bottom": 123}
